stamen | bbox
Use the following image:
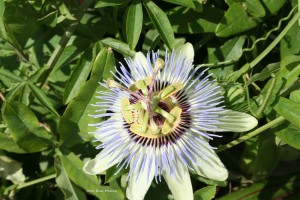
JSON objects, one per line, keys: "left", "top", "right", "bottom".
{"left": 162, "top": 106, "right": 182, "bottom": 135}
{"left": 121, "top": 98, "right": 133, "bottom": 124}
{"left": 155, "top": 107, "right": 175, "bottom": 122}
{"left": 158, "top": 82, "right": 184, "bottom": 100}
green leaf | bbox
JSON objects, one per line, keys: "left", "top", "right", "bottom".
{"left": 280, "top": 22, "right": 300, "bottom": 59}
{"left": 38, "top": 11, "right": 58, "bottom": 27}
{"left": 0, "top": 0, "right": 4, "bottom": 18}
{"left": 50, "top": 38, "right": 91, "bottom": 79}
{"left": 59, "top": 48, "right": 115, "bottom": 147}
{"left": 144, "top": 1, "right": 175, "bottom": 50}
{"left": 208, "top": 36, "right": 246, "bottom": 77}
{"left": 216, "top": 3, "right": 262, "bottom": 37}
{"left": 262, "top": 0, "right": 286, "bottom": 15}
{"left": 218, "top": 174, "right": 300, "bottom": 200}
{"left": 167, "top": 6, "right": 224, "bottom": 34}
{"left": 249, "top": 133, "right": 281, "bottom": 181}
{"left": 126, "top": 0, "right": 143, "bottom": 50}
{"left": 55, "top": 156, "right": 87, "bottom": 200}
{"left": 194, "top": 186, "right": 216, "bottom": 200}
{"left": 142, "top": 29, "right": 160, "bottom": 51}
{"left": 0, "top": 155, "right": 25, "bottom": 184}
{"left": 245, "top": 63, "right": 280, "bottom": 87}
{"left": 290, "top": 90, "right": 300, "bottom": 103}
{"left": 27, "top": 82, "right": 60, "bottom": 117}
{"left": 273, "top": 121, "right": 300, "bottom": 150}
{"left": 91, "top": 47, "right": 116, "bottom": 80}
{"left": 2, "top": 101, "right": 54, "bottom": 152}
{"left": 0, "top": 133, "right": 26, "bottom": 153}
{"left": 101, "top": 38, "right": 136, "bottom": 57}
{"left": 259, "top": 56, "right": 300, "bottom": 115}
{"left": 63, "top": 47, "right": 94, "bottom": 104}
{"left": 163, "top": 0, "right": 195, "bottom": 8}
{"left": 0, "top": 68, "right": 23, "bottom": 82}
{"left": 95, "top": 0, "right": 130, "bottom": 8}
{"left": 57, "top": 148, "right": 123, "bottom": 200}
{"left": 274, "top": 97, "right": 300, "bottom": 129}
{"left": 243, "top": 0, "right": 265, "bottom": 18}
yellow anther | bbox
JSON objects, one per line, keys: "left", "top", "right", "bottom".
{"left": 121, "top": 98, "right": 133, "bottom": 124}
{"left": 158, "top": 82, "right": 184, "bottom": 100}
{"left": 130, "top": 124, "right": 161, "bottom": 137}
{"left": 141, "top": 112, "right": 149, "bottom": 133}
{"left": 162, "top": 106, "right": 182, "bottom": 135}
{"left": 123, "top": 103, "right": 143, "bottom": 111}
{"left": 129, "top": 77, "right": 152, "bottom": 95}
{"left": 106, "top": 78, "right": 124, "bottom": 89}
{"left": 154, "top": 58, "right": 165, "bottom": 73}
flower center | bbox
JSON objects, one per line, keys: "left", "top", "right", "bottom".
{"left": 108, "top": 58, "right": 184, "bottom": 138}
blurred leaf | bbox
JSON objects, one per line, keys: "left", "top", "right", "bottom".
{"left": 102, "top": 38, "right": 136, "bottom": 57}
{"left": 59, "top": 48, "right": 115, "bottom": 147}
{"left": 262, "top": 0, "right": 286, "bottom": 15}
{"left": 0, "top": 68, "right": 23, "bottom": 83}
{"left": 216, "top": 3, "right": 262, "bottom": 37}
{"left": 55, "top": 156, "right": 87, "bottom": 200}
{"left": 168, "top": 6, "right": 224, "bottom": 34}
{"left": 250, "top": 133, "right": 281, "bottom": 181}
{"left": 0, "top": 133, "right": 26, "bottom": 153}
{"left": 142, "top": 29, "right": 160, "bottom": 51}
{"left": 91, "top": 47, "right": 116, "bottom": 80}
{"left": 27, "top": 82, "right": 60, "bottom": 117}
{"left": 218, "top": 174, "right": 300, "bottom": 200}
{"left": 126, "top": 0, "right": 143, "bottom": 50}
{"left": 2, "top": 101, "right": 54, "bottom": 152}
{"left": 163, "top": 0, "right": 195, "bottom": 8}
{"left": 0, "top": 0, "right": 4, "bottom": 18}
{"left": 194, "top": 186, "right": 216, "bottom": 200}
{"left": 57, "top": 148, "right": 123, "bottom": 199}
{"left": 50, "top": 38, "right": 91, "bottom": 79}
{"left": 260, "top": 55, "right": 300, "bottom": 115}
{"left": 38, "top": 11, "right": 57, "bottom": 27}
{"left": 245, "top": 63, "right": 280, "bottom": 87}
{"left": 290, "top": 90, "right": 300, "bottom": 103}
{"left": 208, "top": 36, "right": 245, "bottom": 77}
{"left": 144, "top": 0, "right": 175, "bottom": 50}
{"left": 280, "top": 22, "right": 300, "bottom": 59}
{"left": 63, "top": 47, "right": 94, "bottom": 104}
{"left": 0, "top": 155, "right": 25, "bottom": 184}
{"left": 274, "top": 97, "right": 300, "bottom": 129}
{"left": 105, "top": 165, "right": 127, "bottom": 183}
{"left": 58, "top": 2, "right": 76, "bottom": 20}
{"left": 95, "top": 0, "right": 131, "bottom": 8}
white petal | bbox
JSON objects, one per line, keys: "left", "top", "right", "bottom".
{"left": 174, "top": 42, "right": 194, "bottom": 62}
{"left": 192, "top": 143, "right": 228, "bottom": 181}
{"left": 132, "top": 52, "right": 151, "bottom": 80}
{"left": 126, "top": 150, "right": 155, "bottom": 200}
{"left": 83, "top": 150, "right": 122, "bottom": 175}
{"left": 163, "top": 164, "right": 193, "bottom": 200}
{"left": 216, "top": 110, "right": 258, "bottom": 132}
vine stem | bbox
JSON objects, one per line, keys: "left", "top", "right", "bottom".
{"left": 16, "top": 174, "right": 56, "bottom": 190}
{"left": 249, "top": 9, "right": 300, "bottom": 69}
{"left": 216, "top": 116, "right": 285, "bottom": 153}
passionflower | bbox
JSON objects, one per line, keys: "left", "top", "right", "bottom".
{"left": 83, "top": 43, "right": 258, "bottom": 200}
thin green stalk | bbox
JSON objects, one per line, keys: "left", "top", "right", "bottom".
{"left": 40, "top": 0, "right": 93, "bottom": 87}
{"left": 249, "top": 9, "right": 300, "bottom": 69}
{"left": 17, "top": 174, "right": 56, "bottom": 190}
{"left": 216, "top": 116, "right": 285, "bottom": 152}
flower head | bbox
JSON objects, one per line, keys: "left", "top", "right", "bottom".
{"left": 83, "top": 43, "right": 258, "bottom": 200}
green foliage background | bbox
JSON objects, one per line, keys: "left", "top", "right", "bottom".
{"left": 0, "top": 0, "right": 300, "bottom": 199}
